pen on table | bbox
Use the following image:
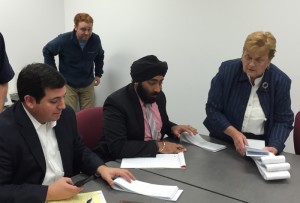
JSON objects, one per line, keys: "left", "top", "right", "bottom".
{"left": 86, "top": 198, "right": 92, "bottom": 203}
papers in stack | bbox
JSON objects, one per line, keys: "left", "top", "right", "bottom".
{"left": 47, "top": 191, "right": 107, "bottom": 203}
{"left": 112, "top": 177, "right": 183, "bottom": 201}
{"left": 246, "top": 139, "right": 291, "bottom": 180}
{"left": 245, "top": 147, "right": 270, "bottom": 156}
{"left": 120, "top": 152, "right": 186, "bottom": 168}
{"left": 180, "top": 133, "right": 226, "bottom": 152}
{"left": 252, "top": 155, "right": 291, "bottom": 180}
{"left": 245, "top": 139, "right": 269, "bottom": 156}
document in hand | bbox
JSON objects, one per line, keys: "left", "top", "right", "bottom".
{"left": 245, "top": 147, "right": 270, "bottom": 157}
{"left": 180, "top": 133, "right": 226, "bottom": 152}
{"left": 245, "top": 139, "right": 269, "bottom": 157}
{"left": 120, "top": 152, "right": 186, "bottom": 168}
{"left": 47, "top": 191, "right": 107, "bottom": 203}
{"left": 112, "top": 177, "right": 183, "bottom": 201}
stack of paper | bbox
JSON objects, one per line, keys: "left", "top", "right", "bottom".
{"left": 245, "top": 140, "right": 291, "bottom": 180}
{"left": 120, "top": 152, "right": 186, "bottom": 168}
{"left": 245, "top": 147, "right": 270, "bottom": 156}
{"left": 252, "top": 155, "right": 291, "bottom": 180}
{"left": 180, "top": 133, "right": 226, "bottom": 152}
{"left": 112, "top": 177, "right": 183, "bottom": 201}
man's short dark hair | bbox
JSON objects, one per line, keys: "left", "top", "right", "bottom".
{"left": 17, "top": 63, "right": 66, "bottom": 103}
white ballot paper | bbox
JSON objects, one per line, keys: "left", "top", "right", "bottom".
{"left": 180, "top": 133, "right": 226, "bottom": 152}
{"left": 245, "top": 139, "right": 269, "bottom": 157}
{"left": 121, "top": 152, "right": 186, "bottom": 168}
{"left": 112, "top": 177, "right": 183, "bottom": 201}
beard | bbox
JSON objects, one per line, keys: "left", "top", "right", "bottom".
{"left": 136, "top": 83, "right": 160, "bottom": 104}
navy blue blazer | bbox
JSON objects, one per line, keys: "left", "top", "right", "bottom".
{"left": 94, "top": 83, "right": 177, "bottom": 159}
{"left": 203, "top": 59, "right": 294, "bottom": 153}
{"left": 0, "top": 32, "right": 14, "bottom": 84}
{"left": 0, "top": 102, "right": 104, "bottom": 203}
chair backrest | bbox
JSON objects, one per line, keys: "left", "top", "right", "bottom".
{"left": 294, "top": 111, "right": 300, "bottom": 155}
{"left": 76, "top": 106, "right": 103, "bottom": 149}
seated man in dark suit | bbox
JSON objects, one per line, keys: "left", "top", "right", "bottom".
{"left": 94, "top": 55, "right": 197, "bottom": 159}
{"left": 0, "top": 63, "right": 134, "bottom": 202}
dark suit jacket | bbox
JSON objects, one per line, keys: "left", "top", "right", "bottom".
{"left": 0, "top": 32, "right": 14, "bottom": 84}
{"left": 203, "top": 59, "right": 294, "bottom": 153}
{"left": 0, "top": 102, "right": 104, "bottom": 203}
{"left": 94, "top": 83, "right": 177, "bottom": 159}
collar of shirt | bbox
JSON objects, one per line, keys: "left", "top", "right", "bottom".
{"left": 247, "top": 74, "right": 264, "bottom": 86}
{"left": 134, "top": 91, "right": 163, "bottom": 141}
{"left": 22, "top": 103, "right": 56, "bottom": 129}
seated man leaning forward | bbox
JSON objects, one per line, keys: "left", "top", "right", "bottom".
{"left": 94, "top": 55, "right": 197, "bottom": 159}
{"left": 0, "top": 63, "right": 134, "bottom": 203}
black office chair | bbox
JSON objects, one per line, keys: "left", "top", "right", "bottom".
{"left": 294, "top": 111, "right": 300, "bottom": 155}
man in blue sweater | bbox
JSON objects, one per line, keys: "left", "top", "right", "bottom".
{"left": 43, "top": 13, "right": 104, "bottom": 112}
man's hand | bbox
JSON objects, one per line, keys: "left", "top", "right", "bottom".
{"left": 158, "top": 141, "right": 187, "bottom": 154}
{"left": 97, "top": 165, "right": 135, "bottom": 186}
{"left": 94, "top": 76, "right": 101, "bottom": 86}
{"left": 46, "top": 177, "right": 82, "bottom": 201}
{"left": 171, "top": 125, "right": 198, "bottom": 138}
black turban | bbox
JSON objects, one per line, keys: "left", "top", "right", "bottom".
{"left": 130, "top": 55, "right": 168, "bottom": 82}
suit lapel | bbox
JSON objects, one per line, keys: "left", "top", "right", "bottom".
{"left": 15, "top": 102, "right": 46, "bottom": 174}
{"left": 128, "top": 84, "right": 145, "bottom": 134}
{"left": 54, "top": 117, "right": 69, "bottom": 173}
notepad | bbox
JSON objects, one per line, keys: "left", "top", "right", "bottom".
{"left": 180, "top": 133, "right": 226, "bottom": 152}
{"left": 47, "top": 191, "right": 107, "bottom": 203}
{"left": 120, "top": 152, "right": 186, "bottom": 168}
{"left": 112, "top": 177, "right": 183, "bottom": 201}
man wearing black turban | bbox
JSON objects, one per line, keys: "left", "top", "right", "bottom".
{"left": 94, "top": 55, "right": 197, "bottom": 159}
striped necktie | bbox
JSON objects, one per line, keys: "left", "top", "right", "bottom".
{"left": 145, "top": 104, "right": 158, "bottom": 140}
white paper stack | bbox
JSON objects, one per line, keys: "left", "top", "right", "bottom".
{"left": 245, "top": 139, "right": 291, "bottom": 180}
{"left": 120, "top": 152, "right": 186, "bottom": 168}
{"left": 111, "top": 177, "right": 183, "bottom": 201}
{"left": 180, "top": 133, "right": 226, "bottom": 152}
{"left": 251, "top": 154, "right": 291, "bottom": 180}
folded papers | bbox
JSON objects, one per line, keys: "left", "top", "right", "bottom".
{"left": 250, "top": 154, "right": 291, "bottom": 180}
{"left": 180, "top": 133, "right": 226, "bottom": 152}
{"left": 112, "top": 177, "right": 183, "bottom": 201}
{"left": 245, "top": 139, "right": 291, "bottom": 180}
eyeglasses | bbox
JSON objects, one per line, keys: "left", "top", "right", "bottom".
{"left": 242, "top": 54, "right": 268, "bottom": 65}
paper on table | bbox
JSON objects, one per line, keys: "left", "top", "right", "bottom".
{"left": 120, "top": 152, "right": 186, "bottom": 168}
{"left": 180, "top": 133, "right": 226, "bottom": 152}
{"left": 259, "top": 155, "right": 286, "bottom": 164}
{"left": 262, "top": 162, "right": 290, "bottom": 172}
{"left": 253, "top": 158, "right": 291, "bottom": 180}
{"left": 47, "top": 191, "right": 106, "bottom": 203}
{"left": 112, "top": 177, "right": 183, "bottom": 201}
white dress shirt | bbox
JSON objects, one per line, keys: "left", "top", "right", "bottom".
{"left": 242, "top": 75, "right": 266, "bottom": 136}
{"left": 23, "top": 105, "right": 64, "bottom": 185}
